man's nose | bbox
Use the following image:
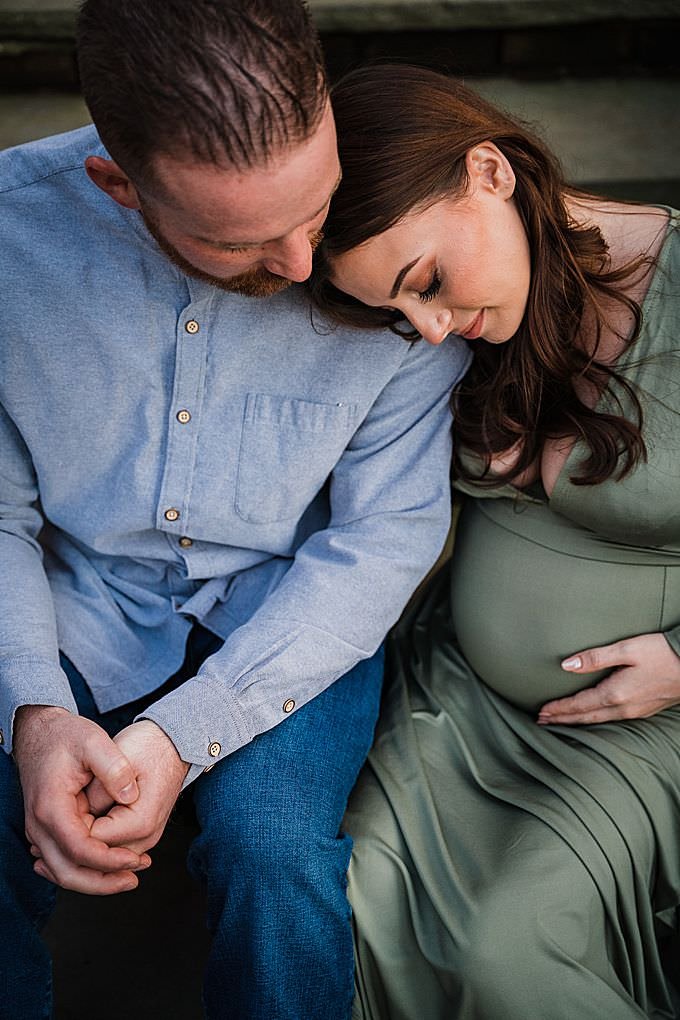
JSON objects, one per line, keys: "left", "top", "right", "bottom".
{"left": 263, "top": 228, "right": 314, "bottom": 283}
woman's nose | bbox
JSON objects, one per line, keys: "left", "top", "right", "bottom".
{"left": 412, "top": 307, "right": 452, "bottom": 346}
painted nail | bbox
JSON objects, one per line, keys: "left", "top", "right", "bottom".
{"left": 561, "top": 656, "right": 582, "bottom": 670}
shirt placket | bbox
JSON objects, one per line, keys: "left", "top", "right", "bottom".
{"left": 156, "top": 297, "right": 210, "bottom": 550}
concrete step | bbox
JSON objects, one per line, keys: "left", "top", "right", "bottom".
{"left": 0, "top": 0, "right": 678, "bottom": 37}
{"left": 1, "top": 2, "right": 677, "bottom": 91}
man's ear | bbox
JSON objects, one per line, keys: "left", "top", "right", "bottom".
{"left": 465, "top": 142, "right": 516, "bottom": 199}
{"left": 84, "top": 156, "right": 142, "bottom": 210}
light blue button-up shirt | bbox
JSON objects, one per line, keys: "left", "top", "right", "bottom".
{"left": 0, "top": 126, "right": 471, "bottom": 779}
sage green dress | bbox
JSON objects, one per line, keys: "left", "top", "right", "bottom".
{"left": 346, "top": 210, "right": 680, "bottom": 1020}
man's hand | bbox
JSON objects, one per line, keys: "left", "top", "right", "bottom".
{"left": 537, "top": 633, "right": 680, "bottom": 725}
{"left": 13, "top": 705, "right": 151, "bottom": 895}
{"left": 87, "top": 720, "right": 190, "bottom": 856}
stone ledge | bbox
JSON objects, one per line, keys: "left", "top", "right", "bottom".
{"left": 0, "top": 0, "right": 678, "bottom": 39}
{"left": 311, "top": 0, "right": 680, "bottom": 31}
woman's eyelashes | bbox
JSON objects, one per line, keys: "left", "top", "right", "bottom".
{"left": 417, "top": 269, "right": 441, "bottom": 303}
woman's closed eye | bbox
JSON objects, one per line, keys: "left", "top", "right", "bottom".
{"left": 418, "top": 270, "right": 441, "bottom": 303}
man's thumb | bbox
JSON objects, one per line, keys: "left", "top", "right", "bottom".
{"left": 89, "top": 741, "right": 139, "bottom": 805}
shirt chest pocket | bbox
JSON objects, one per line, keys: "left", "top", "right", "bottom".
{"left": 235, "top": 393, "right": 359, "bottom": 524}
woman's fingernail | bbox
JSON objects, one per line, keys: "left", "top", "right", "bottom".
{"left": 561, "top": 656, "right": 582, "bottom": 670}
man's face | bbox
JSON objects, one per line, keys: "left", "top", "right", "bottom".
{"left": 137, "top": 102, "right": 340, "bottom": 296}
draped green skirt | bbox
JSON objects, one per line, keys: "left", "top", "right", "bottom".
{"left": 346, "top": 498, "right": 680, "bottom": 1020}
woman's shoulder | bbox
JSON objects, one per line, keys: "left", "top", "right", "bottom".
{"left": 567, "top": 197, "right": 675, "bottom": 265}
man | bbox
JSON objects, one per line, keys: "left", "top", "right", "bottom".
{"left": 0, "top": 1, "right": 470, "bottom": 1017}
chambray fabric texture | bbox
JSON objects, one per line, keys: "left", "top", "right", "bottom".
{"left": 0, "top": 126, "right": 471, "bottom": 780}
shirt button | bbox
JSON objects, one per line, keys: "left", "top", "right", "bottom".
{"left": 283, "top": 699, "right": 295, "bottom": 714}
{"left": 179, "top": 536, "right": 193, "bottom": 548}
{"left": 208, "top": 741, "right": 221, "bottom": 758}
{"left": 164, "top": 507, "right": 180, "bottom": 522}
{"left": 185, "top": 319, "right": 200, "bottom": 334}
{"left": 176, "top": 409, "right": 192, "bottom": 424}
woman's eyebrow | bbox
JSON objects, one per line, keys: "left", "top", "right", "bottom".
{"left": 390, "top": 256, "right": 422, "bottom": 299}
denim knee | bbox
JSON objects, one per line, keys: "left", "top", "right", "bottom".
{"left": 188, "top": 652, "right": 384, "bottom": 889}
{"left": 0, "top": 749, "right": 56, "bottom": 923}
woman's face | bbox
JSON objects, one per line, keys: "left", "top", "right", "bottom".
{"left": 329, "top": 144, "right": 531, "bottom": 346}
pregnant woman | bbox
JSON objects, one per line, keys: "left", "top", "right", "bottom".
{"left": 310, "top": 65, "right": 680, "bottom": 1018}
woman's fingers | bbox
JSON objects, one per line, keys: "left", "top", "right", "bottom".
{"left": 539, "top": 633, "right": 680, "bottom": 724}
{"left": 538, "top": 677, "right": 626, "bottom": 724}
{"left": 560, "top": 638, "right": 634, "bottom": 675}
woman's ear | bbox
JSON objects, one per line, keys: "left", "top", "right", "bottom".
{"left": 84, "top": 156, "right": 142, "bottom": 210}
{"left": 465, "top": 142, "right": 516, "bottom": 199}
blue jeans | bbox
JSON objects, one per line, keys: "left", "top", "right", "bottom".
{"left": 0, "top": 624, "right": 384, "bottom": 1019}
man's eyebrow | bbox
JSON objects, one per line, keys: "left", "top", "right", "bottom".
{"left": 196, "top": 171, "right": 344, "bottom": 250}
{"left": 390, "top": 257, "right": 422, "bottom": 299}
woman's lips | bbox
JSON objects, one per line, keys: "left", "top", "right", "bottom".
{"left": 459, "top": 310, "right": 485, "bottom": 340}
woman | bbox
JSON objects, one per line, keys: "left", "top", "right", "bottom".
{"left": 310, "top": 65, "right": 680, "bottom": 1019}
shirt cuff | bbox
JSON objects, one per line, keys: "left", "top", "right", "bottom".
{"left": 0, "top": 655, "right": 78, "bottom": 754}
{"left": 135, "top": 673, "right": 253, "bottom": 777}
{"left": 180, "top": 763, "right": 205, "bottom": 790}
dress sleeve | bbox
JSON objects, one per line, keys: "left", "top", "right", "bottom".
{"left": 663, "top": 625, "right": 680, "bottom": 659}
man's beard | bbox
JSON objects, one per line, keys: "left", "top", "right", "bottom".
{"left": 140, "top": 207, "right": 321, "bottom": 298}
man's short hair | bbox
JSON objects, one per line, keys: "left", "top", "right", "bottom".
{"left": 76, "top": 0, "right": 328, "bottom": 184}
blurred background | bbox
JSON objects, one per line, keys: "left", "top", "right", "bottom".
{"left": 1, "top": 0, "right": 678, "bottom": 1017}
{"left": 1, "top": 0, "right": 679, "bottom": 202}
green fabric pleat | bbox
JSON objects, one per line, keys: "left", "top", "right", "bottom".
{"left": 347, "top": 574, "right": 680, "bottom": 1020}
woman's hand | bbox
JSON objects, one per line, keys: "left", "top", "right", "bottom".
{"left": 537, "top": 632, "right": 680, "bottom": 725}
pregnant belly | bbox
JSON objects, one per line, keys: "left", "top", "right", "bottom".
{"left": 450, "top": 498, "right": 680, "bottom": 712}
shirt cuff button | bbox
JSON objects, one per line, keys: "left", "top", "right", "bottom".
{"left": 282, "top": 699, "right": 295, "bottom": 714}
{"left": 208, "top": 741, "right": 221, "bottom": 757}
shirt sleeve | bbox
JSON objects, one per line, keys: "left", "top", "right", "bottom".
{"left": 664, "top": 626, "right": 680, "bottom": 659}
{"left": 0, "top": 401, "right": 78, "bottom": 753}
{"left": 140, "top": 336, "right": 472, "bottom": 780}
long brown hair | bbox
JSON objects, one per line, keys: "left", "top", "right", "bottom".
{"left": 309, "top": 64, "right": 650, "bottom": 487}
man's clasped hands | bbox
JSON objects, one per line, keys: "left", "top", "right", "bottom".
{"left": 13, "top": 706, "right": 188, "bottom": 895}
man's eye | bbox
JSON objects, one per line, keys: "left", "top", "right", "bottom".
{"left": 204, "top": 241, "right": 250, "bottom": 253}
{"left": 418, "top": 271, "right": 441, "bottom": 303}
